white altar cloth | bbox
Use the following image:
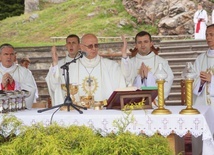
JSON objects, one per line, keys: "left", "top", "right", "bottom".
{"left": 1, "top": 105, "right": 214, "bottom": 155}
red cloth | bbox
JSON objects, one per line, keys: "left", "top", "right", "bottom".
{"left": 196, "top": 20, "right": 202, "bottom": 33}
{"left": 1, "top": 80, "right": 15, "bottom": 90}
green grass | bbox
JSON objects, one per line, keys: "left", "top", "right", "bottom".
{"left": 0, "top": 0, "right": 158, "bottom": 47}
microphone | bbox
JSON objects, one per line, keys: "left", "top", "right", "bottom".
{"left": 79, "top": 51, "right": 87, "bottom": 57}
{"left": 60, "top": 51, "right": 86, "bottom": 69}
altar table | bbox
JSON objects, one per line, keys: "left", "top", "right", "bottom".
{"left": 1, "top": 105, "right": 214, "bottom": 155}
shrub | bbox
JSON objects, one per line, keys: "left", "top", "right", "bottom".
{"left": 0, "top": 115, "right": 173, "bottom": 155}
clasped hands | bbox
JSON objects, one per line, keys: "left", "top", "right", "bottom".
{"left": 200, "top": 71, "right": 211, "bottom": 85}
{"left": 140, "top": 63, "right": 148, "bottom": 79}
{"left": 2, "top": 73, "right": 14, "bottom": 87}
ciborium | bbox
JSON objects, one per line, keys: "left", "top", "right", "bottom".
{"left": 80, "top": 95, "right": 94, "bottom": 108}
{"left": 179, "top": 62, "right": 200, "bottom": 114}
{"left": 152, "top": 63, "right": 171, "bottom": 115}
{"left": 92, "top": 100, "right": 107, "bottom": 110}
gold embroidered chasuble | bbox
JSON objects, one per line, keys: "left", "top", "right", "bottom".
{"left": 46, "top": 55, "right": 126, "bottom": 106}
{"left": 193, "top": 50, "right": 214, "bottom": 106}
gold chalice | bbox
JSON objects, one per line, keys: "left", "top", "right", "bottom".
{"left": 60, "top": 83, "right": 79, "bottom": 111}
{"left": 61, "top": 83, "right": 78, "bottom": 103}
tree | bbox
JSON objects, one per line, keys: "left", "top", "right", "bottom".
{"left": 0, "top": 0, "right": 24, "bottom": 20}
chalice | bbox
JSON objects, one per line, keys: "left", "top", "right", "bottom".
{"left": 61, "top": 83, "right": 79, "bottom": 103}
{"left": 61, "top": 83, "right": 79, "bottom": 111}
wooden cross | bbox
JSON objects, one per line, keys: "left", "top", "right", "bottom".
{"left": 87, "top": 77, "right": 93, "bottom": 87}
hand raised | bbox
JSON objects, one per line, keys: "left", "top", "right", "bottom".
{"left": 121, "top": 35, "right": 128, "bottom": 58}
{"left": 51, "top": 46, "right": 58, "bottom": 66}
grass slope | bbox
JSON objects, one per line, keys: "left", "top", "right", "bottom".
{"left": 0, "top": 0, "right": 157, "bottom": 47}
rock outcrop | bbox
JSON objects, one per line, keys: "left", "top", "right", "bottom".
{"left": 24, "top": 0, "right": 39, "bottom": 13}
{"left": 122, "top": 0, "right": 213, "bottom": 35}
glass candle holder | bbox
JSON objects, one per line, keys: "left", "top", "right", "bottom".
{"left": 152, "top": 63, "right": 171, "bottom": 115}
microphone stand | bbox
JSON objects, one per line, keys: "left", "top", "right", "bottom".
{"left": 38, "top": 52, "right": 87, "bottom": 114}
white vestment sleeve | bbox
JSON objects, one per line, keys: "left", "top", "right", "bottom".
{"left": 121, "top": 57, "right": 133, "bottom": 86}
{"left": 101, "top": 58, "right": 126, "bottom": 100}
{"left": 193, "top": 12, "right": 198, "bottom": 24}
{"left": 45, "top": 64, "right": 64, "bottom": 106}
{"left": 193, "top": 80, "right": 205, "bottom": 96}
{"left": 210, "top": 75, "right": 214, "bottom": 96}
{"left": 133, "top": 75, "right": 143, "bottom": 88}
{"left": 28, "top": 70, "right": 38, "bottom": 103}
{"left": 133, "top": 72, "right": 156, "bottom": 88}
{"left": 144, "top": 72, "right": 156, "bottom": 87}
{"left": 19, "top": 69, "right": 37, "bottom": 109}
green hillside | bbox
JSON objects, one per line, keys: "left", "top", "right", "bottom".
{"left": 0, "top": 0, "right": 157, "bottom": 47}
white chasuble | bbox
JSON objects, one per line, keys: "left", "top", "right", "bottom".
{"left": 193, "top": 50, "right": 214, "bottom": 107}
{"left": 46, "top": 55, "right": 78, "bottom": 106}
{"left": 121, "top": 52, "right": 174, "bottom": 99}
{"left": 0, "top": 63, "right": 37, "bottom": 109}
{"left": 46, "top": 55, "right": 126, "bottom": 106}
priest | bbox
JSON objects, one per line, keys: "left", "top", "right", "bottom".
{"left": 46, "top": 34, "right": 126, "bottom": 106}
{"left": 190, "top": 24, "right": 214, "bottom": 155}
{"left": 120, "top": 31, "right": 174, "bottom": 100}
{"left": 46, "top": 34, "right": 82, "bottom": 106}
{"left": 193, "top": 24, "right": 214, "bottom": 107}
{"left": 0, "top": 43, "right": 37, "bottom": 109}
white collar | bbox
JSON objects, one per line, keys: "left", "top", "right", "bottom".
{"left": 207, "top": 49, "right": 214, "bottom": 57}
{"left": 136, "top": 52, "right": 155, "bottom": 59}
{"left": 80, "top": 55, "right": 101, "bottom": 68}
{"left": 0, "top": 63, "right": 17, "bottom": 73}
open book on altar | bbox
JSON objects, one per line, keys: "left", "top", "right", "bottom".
{"left": 106, "top": 86, "right": 158, "bottom": 110}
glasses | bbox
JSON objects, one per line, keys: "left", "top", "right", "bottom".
{"left": 83, "top": 44, "right": 99, "bottom": 49}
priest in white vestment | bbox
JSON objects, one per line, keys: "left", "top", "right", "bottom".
{"left": 46, "top": 34, "right": 126, "bottom": 106}
{"left": 193, "top": 3, "right": 208, "bottom": 40}
{"left": 193, "top": 24, "right": 214, "bottom": 107}
{"left": 191, "top": 24, "right": 214, "bottom": 155}
{"left": 0, "top": 43, "right": 37, "bottom": 109}
{"left": 46, "top": 34, "right": 81, "bottom": 106}
{"left": 121, "top": 31, "right": 174, "bottom": 100}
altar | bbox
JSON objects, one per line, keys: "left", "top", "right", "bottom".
{"left": 1, "top": 105, "right": 214, "bottom": 155}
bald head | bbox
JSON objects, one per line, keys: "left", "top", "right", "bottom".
{"left": 80, "top": 34, "right": 99, "bottom": 59}
{"left": 81, "top": 34, "right": 97, "bottom": 43}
